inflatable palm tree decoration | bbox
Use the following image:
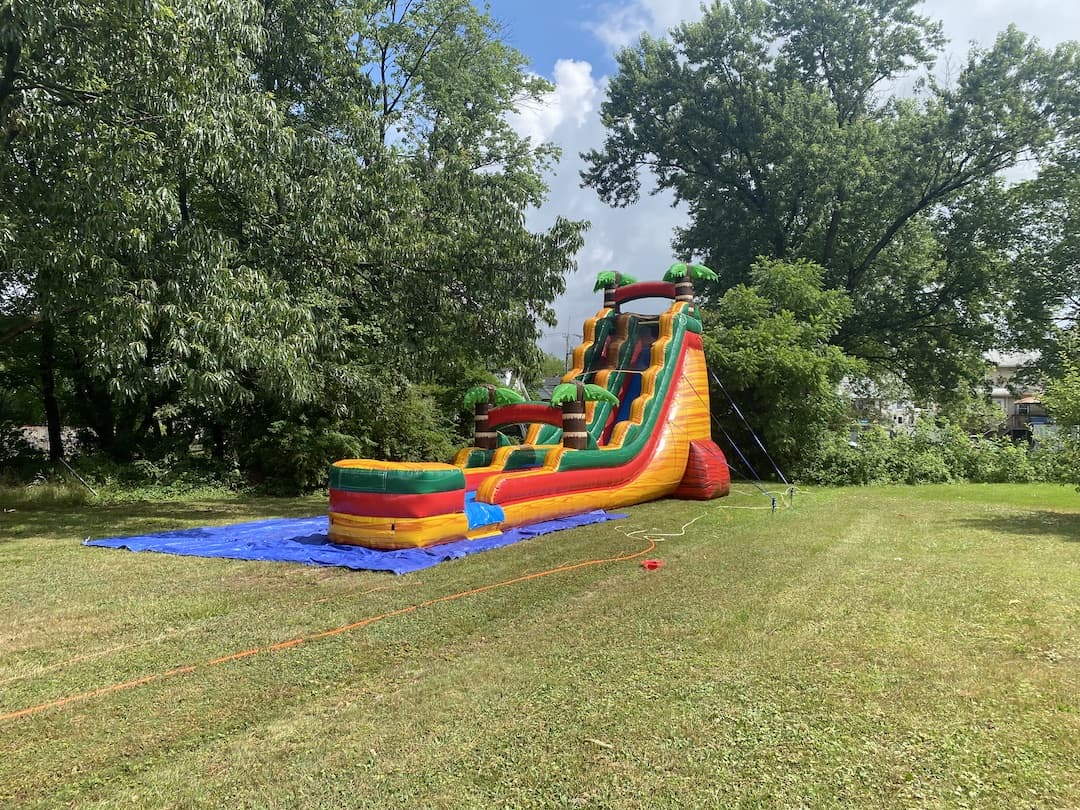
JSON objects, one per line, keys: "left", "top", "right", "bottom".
{"left": 551, "top": 382, "right": 619, "bottom": 450}
{"left": 593, "top": 270, "right": 639, "bottom": 310}
{"left": 663, "top": 261, "right": 718, "bottom": 304}
{"left": 463, "top": 385, "right": 525, "bottom": 449}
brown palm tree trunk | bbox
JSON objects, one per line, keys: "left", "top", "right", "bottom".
{"left": 603, "top": 272, "right": 623, "bottom": 310}
{"left": 561, "top": 381, "right": 588, "bottom": 450}
{"left": 674, "top": 272, "right": 694, "bottom": 303}
{"left": 474, "top": 384, "right": 498, "bottom": 450}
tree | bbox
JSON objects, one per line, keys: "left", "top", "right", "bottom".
{"left": 1, "top": 0, "right": 585, "bottom": 485}
{"left": 347, "top": 0, "right": 586, "bottom": 386}
{"left": 702, "top": 258, "right": 861, "bottom": 477}
{"left": 539, "top": 353, "right": 567, "bottom": 378}
{"left": 1044, "top": 331, "right": 1080, "bottom": 426}
{"left": 582, "top": 0, "right": 1080, "bottom": 398}
{"left": 1042, "top": 329, "right": 1080, "bottom": 488}
{"left": 0, "top": 0, "right": 324, "bottom": 462}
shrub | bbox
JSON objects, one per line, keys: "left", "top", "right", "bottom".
{"left": 796, "top": 419, "right": 1075, "bottom": 487}
{"left": 238, "top": 383, "right": 459, "bottom": 495}
{"left": 0, "top": 423, "right": 47, "bottom": 480}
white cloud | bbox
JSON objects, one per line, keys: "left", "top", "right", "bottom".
{"left": 926, "top": 0, "right": 1080, "bottom": 58}
{"left": 507, "top": 59, "right": 600, "bottom": 147}
{"left": 588, "top": 0, "right": 706, "bottom": 51}
{"left": 509, "top": 58, "right": 689, "bottom": 358}
{"left": 588, "top": 5, "right": 651, "bottom": 51}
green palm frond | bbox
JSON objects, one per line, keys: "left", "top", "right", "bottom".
{"left": 593, "top": 270, "right": 639, "bottom": 292}
{"left": 550, "top": 383, "right": 579, "bottom": 406}
{"left": 463, "top": 386, "right": 490, "bottom": 409}
{"left": 584, "top": 384, "right": 620, "bottom": 405}
{"left": 463, "top": 386, "right": 525, "bottom": 408}
{"left": 493, "top": 387, "right": 526, "bottom": 406}
{"left": 551, "top": 382, "right": 620, "bottom": 407}
{"left": 663, "top": 261, "right": 718, "bottom": 283}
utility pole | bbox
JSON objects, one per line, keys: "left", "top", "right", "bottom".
{"left": 542, "top": 329, "right": 581, "bottom": 373}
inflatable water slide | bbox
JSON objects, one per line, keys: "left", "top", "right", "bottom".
{"left": 328, "top": 264, "right": 731, "bottom": 549}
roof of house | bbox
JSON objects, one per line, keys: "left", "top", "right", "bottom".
{"left": 984, "top": 351, "right": 1039, "bottom": 368}
{"left": 535, "top": 375, "right": 563, "bottom": 401}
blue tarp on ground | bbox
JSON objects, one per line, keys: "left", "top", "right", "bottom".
{"left": 83, "top": 511, "right": 625, "bottom": 575}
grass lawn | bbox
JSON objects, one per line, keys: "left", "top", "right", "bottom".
{"left": 1, "top": 483, "right": 1077, "bottom": 808}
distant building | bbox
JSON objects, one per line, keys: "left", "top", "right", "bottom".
{"left": 882, "top": 400, "right": 933, "bottom": 435}
{"left": 843, "top": 377, "right": 932, "bottom": 436}
{"left": 983, "top": 352, "right": 1052, "bottom": 442}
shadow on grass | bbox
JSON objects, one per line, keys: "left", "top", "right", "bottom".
{"left": 957, "top": 510, "right": 1080, "bottom": 543}
{"left": 0, "top": 496, "right": 324, "bottom": 543}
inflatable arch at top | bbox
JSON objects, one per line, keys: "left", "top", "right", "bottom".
{"left": 328, "top": 263, "right": 731, "bottom": 549}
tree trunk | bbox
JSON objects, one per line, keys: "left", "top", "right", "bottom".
{"left": 674, "top": 273, "right": 694, "bottom": 304}
{"left": 603, "top": 272, "right": 623, "bottom": 310}
{"left": 70, "top": 362, "right": 123, "bottom": 457}
{"left": 211, "top": 421, "right": 226, "bottom": 461}
{"left": 39, "top": 319, "right": 63, "bottom": 462}
{"left": 473, "top": 384, "right": 497, "bottom": 450}
{"left": 561, "top": 381, "right": 587, "bottom": 450}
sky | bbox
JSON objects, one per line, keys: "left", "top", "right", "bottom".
{"left": 478, "top": 0, "right": 1080, "bottom": 359}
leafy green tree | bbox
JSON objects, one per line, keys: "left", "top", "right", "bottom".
{"left": 1044, "top": 332, "right": 1080, "bottom": 486}
{"left": 582, "top": 0, "right": 1080, "bottom": 398}
{"left": 702, "top": 258, "right": 862, "bottom": 477}
{"left": 1006, "top": 154, "right": 1080, "bottom": 354}
{"left": 539, "top": 353, "right": 567, "bottom": 378}
{"left": 1, "top": 0, "right": 584, "bottom": 485}
{"left": 347, "top": 0, "right": 586, "bottom": 386}
{"left": 0, "top": 0, "right": 324, "bottom": 462}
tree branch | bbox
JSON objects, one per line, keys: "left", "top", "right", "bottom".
{"left": 0, "top": 25, "right": 21, "bottom": 129}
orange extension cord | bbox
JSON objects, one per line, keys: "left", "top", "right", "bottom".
{"left": 1, "top": 535, "right": 657, "bottom": 723}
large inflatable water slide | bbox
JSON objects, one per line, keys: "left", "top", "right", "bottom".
{"left": 328, "top": 263, "right": 731, "bottom": 549}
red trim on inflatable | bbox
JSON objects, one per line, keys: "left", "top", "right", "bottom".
{"left": 684, "top": 331, "right": 703, "bottom": 351}
{"left": 329, "top": 488, "right": 464, "bottom": 518}
{"left": 674, "top": 439, "right": 731, "bottom": 499}
{"left": 463, "top": 468, "right": 508, "bottom": 491}
{"left": 487, "top": 403, "right": 562, "bottom": 429}
{"left": 613, "top": 281, "right": 677, "bottom": 307}
{"left": 485, "top": 348, "right": 689, "bottom": 506}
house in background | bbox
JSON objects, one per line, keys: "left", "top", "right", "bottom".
{"left": 984, "top": 352, "right": 1035, "bottom": 415}
{"left": 983, "top": 352, "right": 1053, "bottom": 442}
{"left": 844, "top": 351, "right": 1052, "bottom": 442}
{"left": 534, "top": 376, "right": 563, "bottom": 402}
{"left": 844, "top": 378, "right": 933, "bottom": 437}
{"left": 882, "top": 399, "right": 934, "bottom": 435}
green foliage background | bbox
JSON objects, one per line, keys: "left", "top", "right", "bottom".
{"left": 583, "top": 0, "right": 1080, "bottom": 399}
{"left": 0, "top": 0, "right": 585, "bottom": 491}
{"left": 4, "top": 0, "right": 1079, "bottom": 492}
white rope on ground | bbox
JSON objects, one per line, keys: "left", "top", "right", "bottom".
{"left": 619, "top": 512, "right": 709, "bottom": 543}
